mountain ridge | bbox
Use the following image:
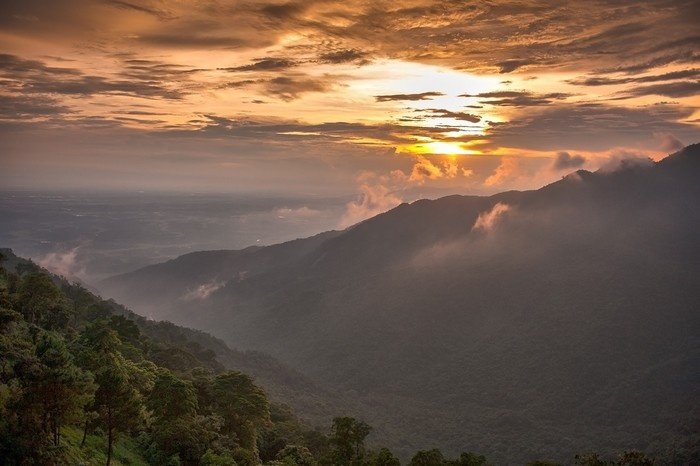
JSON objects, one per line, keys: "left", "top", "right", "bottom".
{"left": 98, "top": 144, "right": 700, "bottom": 463}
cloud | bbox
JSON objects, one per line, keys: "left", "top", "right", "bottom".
{"left": 654, "top": 133, "right": 685, "bottom": 153}
{"left": 461, "top": 90, "right": 572, "bottom": 107}
{"left": 182, "top": 281, "right": 224, "bottom": 301}
{"left": 375, "top": 91, "right": 444, "bottom": 102}
{"left": 496, "top": 59, "right": 536, "bottom": 73}
{"left": 472, "top": 203, "right": 511, "bottom": 232}
{"left": 408, "top": 155, "right": 472, "bottom": 184}
{"left": 0, "top": 53, "right": 189, "bottom": 100}
{"left": 616, "top": 80, "right": 700, "bottom": 99}
{"left": 422, "top": 109, "right": 481, "bottom": 123}
{"left": 552, "top": 151, "right": 587, "bottom": 171}
{"left": 486, "top": 103, "right": 699, "bottom": 152}
{"left": 0, "top": 94, "right": 72, "bottom": 119}
{"left": 35, "top": 247, "right": 85, "bottom": 280}
{"left": 597, "top": 151, "right": 654, "bottom": 173}
{"left": 106, "top": 0, "right": 173, "bottom": 20}
{"left": 567, "top": 68, "right": 700, "bottom": 86}
{"left": 263, "top": 74, "right": 336, "bottom": 100}
{"left": 220, "top": 57, "right": 299, "bottom": 72}
{"left": 484, "top": 158, "right": 519, "bottom": 186}
{"left": 339, "top": 172, "right": 403, "bottom": 228}
{"left": 318, "top": 49, "right": 372, "bottom": 65}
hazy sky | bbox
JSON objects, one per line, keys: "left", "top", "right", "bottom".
{"left": 1, "top": 0, "right": 698, "bottom": 220}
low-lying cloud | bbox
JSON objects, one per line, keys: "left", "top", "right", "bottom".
{"left": 552, "top": 151, "right": 587, "bottom": 171}
{"left": 182, "top": 280, "right": 224, "bottom": 301}
{"left": 472, "top": 203, "right": 511, "bottom": 232}
{"left": 35, "top": 247, "right": 85, "bottom": 280}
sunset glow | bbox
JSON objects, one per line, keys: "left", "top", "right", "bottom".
{"left": 0, "top": 1, "right": 698, "bottom": 198}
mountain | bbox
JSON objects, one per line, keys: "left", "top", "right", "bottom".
{"left": 99, "top": 144, "right": 700, "bottom": 463}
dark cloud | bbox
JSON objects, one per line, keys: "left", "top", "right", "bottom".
{"left": 496, "top": 59, "right": 536, "bottom": 73}
{"left": 2, "top": 0, "right": 698, "bottom": 76}
{"left": 0, "top": 54, "right": 188, "bottom": 100}
{"left": 259, "top": 1, "right": 312, "bottom": 19}
{"left": 568, "top": 68, "right": 700, "bottom": 86}
{"left": 221, "top": 79, "right": 259, "bottom": 89}
{"left": 421, "top": 109, "right": 481, "bottom": 123}
{"left": 616, "top": 80, "right": 700, "bottom": 99}
{"left": 106, "top": 0, "right": 173, "bottom": 20}
{"left": 220, "top": 58, "right": 299, "bottom": 72}
{"left": 0, "top": 94, "right": 72, "bottom": 119}
{"left": 192, "top": 115, "right": 462, "bottom": 144}
{"left": 552, "top": 151, "right": 587, "bottom": 171}
{"left": 375, "top": 91, "right": 444, "bottom": 102}
{"left": 0, "top": 53, "right": 80, "bottom": 77}
{"left": 600, "top": 51, "right": 699, "bottom": 75}
{"left": 461, "top": 91, "right": 572, "bottom": 107}
{"left": 263, "top": 75, "right": 336, "bottom": 101}
{"left": 318, "top": 49, "right": 372, "bottom": 65}
{"left": 487, "top": 103, "right": 699, "bottom": 151}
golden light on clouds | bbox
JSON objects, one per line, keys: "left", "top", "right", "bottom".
{"left": 0, "top": 0, "right": 698, "bottom": 194}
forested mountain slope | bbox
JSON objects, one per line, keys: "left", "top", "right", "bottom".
{"left": 100, "top": 145, "right": 700, "bottom": 463}
{"left": 0, "top": 250, "right": 355, "bottom": 465}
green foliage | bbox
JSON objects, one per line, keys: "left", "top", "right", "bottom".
{"left": 276, "top": 444, "right": 316, "bottom": 466}
{"left": 367, "top": 447, "right": 401, "bottom": 466}
{"left": 148, "top": 371, "right": 198, "bottom": 420}
{"left": 212, "top": 371, "right": 271, "bottom": 452}
{"left": 201, "top": 448, "right": 238, "bottom": 465}
{"left": 328, "top": 417, "right": 371, "bottom": 466}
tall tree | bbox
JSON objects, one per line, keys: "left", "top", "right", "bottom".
{"left": 33, "top": 332, "right": 94, "bottom": 446}
{"left": 212, "top": 371, "right": 270, "bottom": 454}
{"left": 328, "top": 417, "right": 372, "bottom": 466}
{"left": 93, "top": 353, "right": 143, "bottom": 466}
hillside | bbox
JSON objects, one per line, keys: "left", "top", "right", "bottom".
{"left": 99, "top": 145, "right": 700, "bottom": 463}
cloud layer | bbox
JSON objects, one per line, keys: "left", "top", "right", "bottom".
{"left": 0, "top": 0, "right": 698, "bottom": 195}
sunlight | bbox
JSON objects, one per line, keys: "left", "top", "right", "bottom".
{"left": 398, "top": 140, "right": 480, "bottom": 156}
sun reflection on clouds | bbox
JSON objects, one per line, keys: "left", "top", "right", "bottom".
{"left": 343, "top": 59, "right": 501, "bottom": 155}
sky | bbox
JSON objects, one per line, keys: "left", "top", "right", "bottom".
{"left": 1, "top": 0, "right": 699, "bottom": 223}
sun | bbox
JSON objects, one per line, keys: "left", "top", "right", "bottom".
{"left": 399, "top": 140, "right": 480, "bottom": 156}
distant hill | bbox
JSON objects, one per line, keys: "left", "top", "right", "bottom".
{"left": 99, "top": 144, "right": 700, "bottom": 463}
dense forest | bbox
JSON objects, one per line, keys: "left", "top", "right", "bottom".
{"left": 0, "top": 250, "right": 667, "bottom": 465}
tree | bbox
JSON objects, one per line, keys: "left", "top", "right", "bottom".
{"left": 93, "top": 354, "right": 143, "bottom": 466}
{"left": 367, "top": 447, "right": 401, "bottom": 466}
{"left": 15, "top": 273, "right": 63, "bottom": 326}
{"left": 147, "top": 371, "right": 221, "bottom": 464}
{"left": 33, "top": 332, "right": 94, "bottom": 446}
{"left": 455, "top": 452, "right": 487, "bottom": 466}
{"left": 328, "top": 417, "right": 371, "bottom": 466}
{"left": 212, "top": 371, "right": 270, "bottom": 453}
{"left": 410, "top": 449, "right": 447, "bottom": 466}
{"left": 575, "top": 453, "right": 611, "bottom": 465}
{"left": 616, "top": 451, "right": 655, "bottom": 466}
{"left": 276, "top": 444, "right": 316, "bottom": 466}
{"left": 148, "top": 371, "right": 198, "bottom": 421}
